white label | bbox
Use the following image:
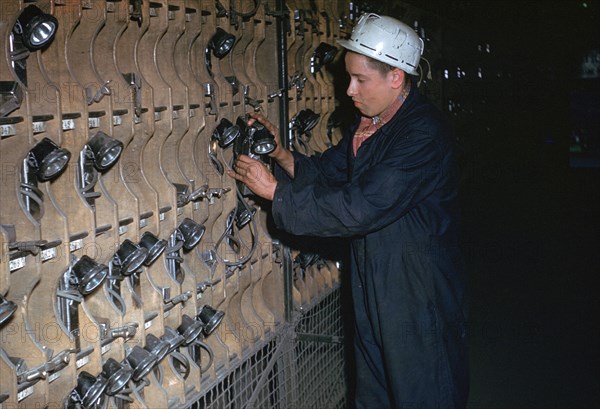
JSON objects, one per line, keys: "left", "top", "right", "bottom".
{"left": 177, "top": 207, "right": 183, "bottom": 216}
{"left": 113, "top": 115, "right": 122, "bottom": 126}
{"left": 76, "top": 356, "right": 89, "bottom": 368}
{"left": 154, "top": 112, "right": 161, "bottom": 121}
{"left": 88, "top": 117, "right": 100, "bottom": 128}
{"left": 41, "top": 247, "right": 57, "bottom": 261}
{"left": 172, "top": 110, "right": 179, "bottom": 119}
{"left": 0, "top": 124, "right": 16, "bottom": 137}
{"left": 62, "top": 119, "right": 75, "bottom": 130}
{"left": 119, "top": 225, "right": 128, "bottom": 235}
{"left": 189, "top": 108, "right": 195, "bottom": 117}
{"left": 32, "top": 122, "right": 47, "bottom": 134}
{"left": 101, "top": 344, "right": 111, "bottom": 354}
{"left": 48, "top": 372, "right": 60, "bottom": 383}
{"left": 9, "top": 257, "right": 25, "bottom": 271}
{"left": 70, "top": 239, "right": 83, "bottom": 252}
{"left": 159, "top": 212, "right": 165, "bottom": 221}
{"left": 168, "top": 11, "right": 175, "bottom": 19}
{"left": 193, "top": 202, "right": 200, "bottom": 210}
{"left": 144, "top": 320, "right": 152, "bottom": 329}
{"left": 17, "top": 386, "right": 33, "bottom": 401}
{"left": 163, "top": 310, "right": 170, "bottom": 318}
{"left": 139, "top": 218, "right": 148, "bottom": 228}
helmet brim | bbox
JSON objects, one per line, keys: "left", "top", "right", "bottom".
{"left": 336, "top": 38, "right": 419, "bottom": 76}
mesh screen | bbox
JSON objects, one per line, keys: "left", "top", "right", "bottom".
{"left": 185, "top": 286, "right": 347, "bottom": 409}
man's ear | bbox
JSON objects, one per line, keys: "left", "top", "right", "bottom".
{"left": 390, "top": 68, "right": 405, "bottom": 89}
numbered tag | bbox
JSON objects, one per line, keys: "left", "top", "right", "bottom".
{"left": 88, "top": 117, "right": 101, "bottom": 129}
{"left": 62, "top": 118, "right": 75, "bottom": 131}
{"left": 70, "top": 239, "right": 83, "bottom": 252}
{"left": 41, "top": 247, "right": 57, "bottom": 261}
{"left": 32, "top": 121, "right": 47, "bottom": 134}
{"left": 9, "top": 257, "right": 25, "bottom": 271}
{"left": 0, "top": 124, "right": 16, "bottom": 137}
{"left": 17, "top": 386, "right": 33, "bottom": 402}
{"left": 76, "top": 355, "right": 89, "bottom": 368}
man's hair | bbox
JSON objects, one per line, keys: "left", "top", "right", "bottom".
{"left": 365, "top": 55, "right": 395, "bottom": 75}
{"left": 347, "top": 50, "right": 396, "bottom": 75}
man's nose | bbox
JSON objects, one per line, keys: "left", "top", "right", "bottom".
{"left": 346, "top": 81, "right": 355, "bottom": 97}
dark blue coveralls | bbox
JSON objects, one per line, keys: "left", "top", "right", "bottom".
{"left": 271, "top": 84, "right": 469, "bottom": 408}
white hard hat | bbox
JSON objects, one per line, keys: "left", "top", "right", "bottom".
{"left": 337, "top": 13, "right": 424, "bottom": 75}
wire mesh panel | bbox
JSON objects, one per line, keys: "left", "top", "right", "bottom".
{"left": 188, "top": 339, "right": 282, "bottom": 409}
{"left": 292, "top": 288, "right": 346, "bottom": 409}
{"left": 186, "top": 285, "right": 347, "bottom": 409}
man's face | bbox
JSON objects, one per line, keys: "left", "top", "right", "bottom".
{"left": 344, "top": 52, "right": 401, "bottom": 118}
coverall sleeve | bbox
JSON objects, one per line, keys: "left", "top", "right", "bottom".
{"left": 271, "top": 131, "right": 442, "bottom": 237}
{"left": 274, "top": 134, "right": 350, "bottom": 186}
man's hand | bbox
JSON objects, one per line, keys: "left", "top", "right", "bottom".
{"left": 247, "top": 112, "right": 286, "bottom": 161}
{"left": 247, "top": 112, "right": 296, "bottom": 178}
{"left": 227, "top": 155, "right": 277, "bottom": 201}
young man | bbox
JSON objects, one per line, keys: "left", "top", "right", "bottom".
{"left": 228, "top": 13, "right": 469, "bottom": 409}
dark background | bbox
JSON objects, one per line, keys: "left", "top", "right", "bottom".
{"left": 339, "top": 1, "right": 600, "bottom": 407}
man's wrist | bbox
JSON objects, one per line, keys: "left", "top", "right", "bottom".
{"left": 268, "top": 182, "right": 277, "bottom": 201}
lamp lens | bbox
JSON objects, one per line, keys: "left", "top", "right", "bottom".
{"left": 252, "top": 140, "right": 275, "bottom": 155}
{"left": 39, "top": 148, "right": 70, "bottom": 181}
{"left": 30, "top": 21, "right": 56, "bottom": 46}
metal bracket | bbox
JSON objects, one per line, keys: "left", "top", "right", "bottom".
{"left": 85, "top": 81, "right": 111, "bottom": 105}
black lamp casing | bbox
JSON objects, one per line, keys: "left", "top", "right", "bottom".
{"left": 145, "top": 333, "right": 170, "bottom": 364}
{"left": 209, "top": 27, "right": 236, "bottom": 58}
{"left": 250, "top": 124, "right": 276, "bottom": 155}
{"left": 139, "top": 232, "right": 168, "bottom": 266}
{"left": 178, "top": 314, "right": 205, "bottom": 345}
{"left": 114, "top": 239, "right": 148, "bottom": 275}
{"left": 28, "top": 137, "right": 71, "bottom": 182}
{"left": 14, "top": 5, "right": 58, "bottom": 51}
{"left": 127, "top": 346, "right": 158, "bottom": 382}
{"left": 87, "top": 131, "right": 123, "bottom": 171}
{"left": 162, "top": 326, "right": 186, "bottom": 352}
{"left": 101, "top": 358, "right": 133, "bottom": 396}
{"left": 177, "top": 218, "right": 205, "bottom": 250}
{"left": 293, "top": 109, "right": 321, "bottom": 134}
{"left": 72, "top": 255, "right": 109, "bottom": 295}
{"left": 76, "top": 371, "right": 107, "bottom": 408}
{"left": 198, "top": 305, "right": 225, "bottom": 336}
{"left": 235, "top": 116, "right": 276, "bottom": 156}
{"left": 213, "top": 118, "right": 240, "bottom": 148}
{"left": 314, "top": 42, "right": 338, "bottom": 67}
